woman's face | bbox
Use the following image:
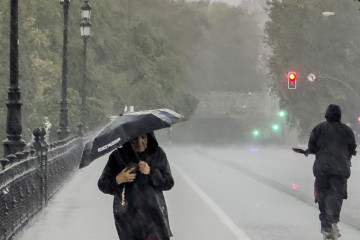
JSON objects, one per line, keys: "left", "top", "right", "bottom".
{"left": 130, "top": 134, "right": 148, "bottom": 153}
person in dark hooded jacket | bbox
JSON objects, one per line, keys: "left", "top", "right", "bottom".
{"left": 307, "top": 104, "right": 356, "bottom": 239}
{"left": 98, "top": 132, "right": 174, "bottom": 240}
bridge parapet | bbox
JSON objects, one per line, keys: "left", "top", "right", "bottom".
{"left": 0, "top": 128, "right": 84, "bottom": 240}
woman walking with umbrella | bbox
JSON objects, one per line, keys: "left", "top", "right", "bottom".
{"left": 98, "top": 132, "right": 174, "bottom": 240}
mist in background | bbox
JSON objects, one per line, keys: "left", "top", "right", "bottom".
{"left": 168, "top": 0, "right": 300, "bottom": 147}
{"left": 0, "top": 0, "right": 315, "bottom": 155}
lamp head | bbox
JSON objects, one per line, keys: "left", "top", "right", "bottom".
{"left": 81, "top": 1, "right": 92, "bottom": 19}
{"left": 60, "top": 0, "right": 71, "bottom": 5}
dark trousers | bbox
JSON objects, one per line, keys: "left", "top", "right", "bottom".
{"left": 115, "top": 224, "right": 170, "bottom": 240}
{"left": 118, "top": 238, "right": 169, "bottom": 240}
{"left": 316, "top": 176, "right": 347, "bottom": 232}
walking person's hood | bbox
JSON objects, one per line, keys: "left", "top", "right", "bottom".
{"left": 122, "top": 132, "right": 159, "bottom": 155}
{"left": 325, "top": 104, "right": 341, "bottom": 122}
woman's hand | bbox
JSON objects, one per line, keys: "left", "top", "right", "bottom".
{"left": 139, "top": 161, "right": 150, "bottom": 175}
{"left": 116, "top": 167, "right": 136, "bottom": 184}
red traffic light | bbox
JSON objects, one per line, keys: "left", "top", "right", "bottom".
{"left": 287, "top": 71, "right": 297, "bottom": 89}
{"left": 357, "top": 117, "right": 360, "bottom": 123}
{"left": 289, "top": 73, "right": 296, "bottom": 80}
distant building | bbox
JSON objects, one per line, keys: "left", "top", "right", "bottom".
{"left": 194, "top": 91, "right": 275, "bottom": 121}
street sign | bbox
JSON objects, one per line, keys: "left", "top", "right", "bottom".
{"left": 307, "top": 73, "right": 316, "bottom": 82}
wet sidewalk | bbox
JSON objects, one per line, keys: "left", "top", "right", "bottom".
{"left": 13, "top": 152, "right": 241, "bottom": 240}
{"left": 13, "top": 147, "right": 360, "bottom": 240}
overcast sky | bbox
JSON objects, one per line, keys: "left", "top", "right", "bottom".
{"left": 186, "top": 0, "right": 267, "bottom": 7}
{"left": 214, "top": 0, "right": 242, "bottom": 5}
{"left": 186, "top": 0, "right": 244, "bottom": 6}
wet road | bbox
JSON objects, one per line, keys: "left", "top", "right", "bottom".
{"left": 13, "top": 146, "right": 360, "bottom": 240}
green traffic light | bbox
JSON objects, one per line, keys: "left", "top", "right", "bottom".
{"left": 272, "top": 124, "right": 280, "bottom": 131}
{"left": 253, "top": 130, "right": 260, "bottom": 137}
{"left": 279, "top": 110, "right": 286, "bottom": 118}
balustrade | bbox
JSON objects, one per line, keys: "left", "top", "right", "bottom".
{"left": 0, "top": 128, "right": 84, "bottom": 240}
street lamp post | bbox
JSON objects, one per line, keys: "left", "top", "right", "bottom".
{"left": 3, "top": 0, "right": 26, "bottom": 156}
{"left": 80, "top": 1, "right": 92, "bottom": 130}
{"left": 58, "top": 0, "right": 71, "bottom": 140}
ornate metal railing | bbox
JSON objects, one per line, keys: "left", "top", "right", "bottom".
{"left": 0, "top": 128, "right": 84, "bottom": 240}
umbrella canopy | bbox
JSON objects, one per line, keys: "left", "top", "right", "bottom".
{"left": 79, "top": 108, "right": 184, "bottom": 168}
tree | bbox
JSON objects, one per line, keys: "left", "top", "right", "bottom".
{"left": 265, "top": 0, "right": 360, "bottom": 139}
{"left": 184, "top": 2, "right": 265, "bottom": 93}
{"left": 0, "top": 0, "right": 266, "bottom": 152}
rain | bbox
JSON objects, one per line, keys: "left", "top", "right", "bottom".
{"left": 1, "top": 0, "right": 360, "bottom": 240}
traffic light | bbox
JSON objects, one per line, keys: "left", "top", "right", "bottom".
{"left": 272, "top": 124, "right": 280, "bottom": 132}
{"left": 252, "top": 129, "right": 260, "bottom": 137}
{"left": 278, "top": 110, "right": 286, "bottom": 118}
{"left": 287, "top": 72, "right": 297, "bottom": 89}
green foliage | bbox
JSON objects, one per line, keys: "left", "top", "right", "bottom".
{"left": 184, "top": 2, "right": 265, "bottom": 93}
{"left": 0, "top": 0, "right": 265, "bottom": 150}
{"left": 170, "top": 91, "right": 199, "bottom": 118}
{"left": 265, "top": 0, "right": 360, "bottom": 139}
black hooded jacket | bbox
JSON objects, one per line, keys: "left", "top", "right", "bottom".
{"left": 308, "top": 104, "right": 357, "bottom": 178}
{"left": 98, "top": 132, "right": 174, "bottom": 239}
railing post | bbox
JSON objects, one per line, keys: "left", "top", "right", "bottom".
{"left": 0, "top": 157, "right": 9, "bottom": 170}
{"left": 32, "top": 128, "right": 41, "bottom": 156}
{"left": 6, "top": 154, "right": 17, "bottom": 166}
{"left": 32, "top": 128, "right": 48, "bottom": 206}
{"left": 40, "top": 128, "right": 48, "bottom": 205}
{"left": 77, "top": 123, "right": 84, "bottom": 137}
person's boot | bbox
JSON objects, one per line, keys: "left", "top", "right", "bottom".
{"left": 331, "top": 223, "right": 341, "bottom": 238}
{"left": 331, "top": 223, "right": 341, "bottom": 239}
{"left": 321, "top": 230, "right": 333, "bottom": 240}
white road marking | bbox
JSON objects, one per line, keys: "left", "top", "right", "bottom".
{"left": 173, "top": 164, "right": 252, "bottom": 240}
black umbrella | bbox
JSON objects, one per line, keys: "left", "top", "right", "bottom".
{"left": 79, "top": 108, "right": 184, "bottom": 168}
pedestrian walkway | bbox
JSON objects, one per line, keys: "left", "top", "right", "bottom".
{"left": 13, "top": 151, "right": 241, "bottom": 240}
{"left": 13, "top": 154, "right": 118, "bottom": 240}
{"left": 12, "top": 146, "right": 360, "bottom": 240}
